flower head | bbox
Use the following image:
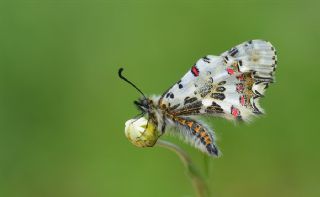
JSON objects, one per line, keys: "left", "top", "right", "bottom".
{"left": 125, "top": 117, "right": 160, "bottom": 147}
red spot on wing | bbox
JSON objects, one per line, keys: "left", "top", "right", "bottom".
{"left": 240, "top": 95, "right": 245, "bottom": 106}
{"left": 231, "top": 106, "right": 240, "bottom": 117}
{"left": 227, "top": 68, "right": 235, "bottom": 75}
{"left": 191, "top": 66, "right": 199, "bottom": 77}
{"left": 237, "top": 74, "right": 244, "bottom": 81}
{"left": 236, "top": 83, "right": 244, "bottom": 93}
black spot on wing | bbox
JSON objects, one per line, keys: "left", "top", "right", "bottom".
{"left": 184, "top": 97, "right": 198, "bottom": 105}
{"left": 252, "top": 101, "right": 263, "bottom": 114}
{"left": 177, "top": 80, "right": 183, "bottom": 89}
{"left": 218, "top": 81, "right": 226, "bottom": 85}
{"left": 166, "top": 92, "right": 175, "bottom": 99}
{"left": 174, "top": 101, "right": 202, "bottom": 116}
{"left": 238, "top": 60, "right": 243, "bottom": 66}
{"left": 202, "top": 56, "right": 211, "bottom": 63}
{"left": 254, "top": 90, "right": 264, "bottom": 98}
{"left": 211, "top": 101, "right": 221, "bottom": 107}
{"left": 216, "top": 87, "right": 226, "bottom": 92}
{"left": 169, "top": 104, "right": 180, "bottom": 111}
{"left": 211, "top": 93, "right": 225, "bottom": 100}
{"left": 254, "top": 75, "right": 274, "bottom": 83}
{"left": 205, "top": 102, "right": 224, "bottom": 114}
{"left": 223, "top": 56, "right": 229, "bottom": 64}
{"left": 229, "top": 47, "right": 239, "bottom": 57}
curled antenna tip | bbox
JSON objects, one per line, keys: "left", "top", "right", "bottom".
{"left": 118, "top": 67, "right": 124, "bottom": 78}
{"left": 117, "top": 67, "right": 146, "bottom": 99}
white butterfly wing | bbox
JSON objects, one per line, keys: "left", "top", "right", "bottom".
{"left": 159, "top": 40, "right": 277, "bottom": 121}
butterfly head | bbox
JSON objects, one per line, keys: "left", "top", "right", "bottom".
{"left": 134, "top": 98, "right": 149, "bottom": 112}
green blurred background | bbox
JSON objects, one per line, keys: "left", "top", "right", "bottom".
{"left": 1, "top": 0, "right": 320, "bottom": 196}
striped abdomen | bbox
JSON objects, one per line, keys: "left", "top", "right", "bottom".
{"left": 166, "top": 114, "right": 219, "bottom": 156}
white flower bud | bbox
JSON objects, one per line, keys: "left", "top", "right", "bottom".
{"left": 125, "top": 117, "right": 159, "bottom": 147}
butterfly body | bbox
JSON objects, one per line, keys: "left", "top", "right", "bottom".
{"left": 134, "top": 96, "right": 219, "bottom": 155}
{"left": 131, "top": 40, "right": 277, "bottom": 157}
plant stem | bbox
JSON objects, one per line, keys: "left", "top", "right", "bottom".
{"left": 156, "top": 140, "right": 209, "bottom": 197}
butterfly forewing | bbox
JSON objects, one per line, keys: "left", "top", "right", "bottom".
{"left": 160, "top": 40, "right": 277, "bottom": 121}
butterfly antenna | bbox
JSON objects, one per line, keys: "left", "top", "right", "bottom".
{"left": 118, "top": 68, "right": 146, "bottom": 99}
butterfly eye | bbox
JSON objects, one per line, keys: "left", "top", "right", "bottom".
{"left": 143, "top": 99, "right": 149, "bottom": 106}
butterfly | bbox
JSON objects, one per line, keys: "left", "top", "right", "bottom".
{"left": 119, "top": 40, "right": 277, "bottom": 157}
